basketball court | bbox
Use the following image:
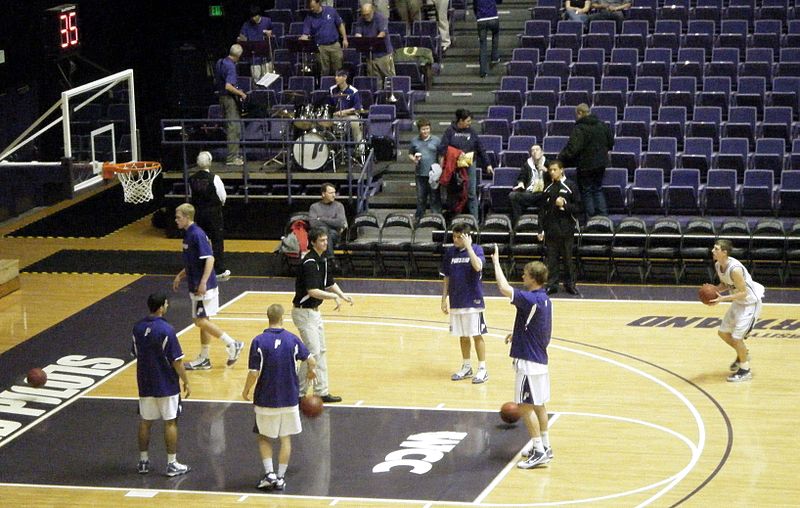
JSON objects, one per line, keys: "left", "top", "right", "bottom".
{"left": 1, "top": 272, "right": 799, "bottom": 506}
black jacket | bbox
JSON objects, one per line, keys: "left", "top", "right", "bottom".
{"left": 539, "top": 177, "right": 582, "bottom": 237}
{"left": 558, "top": 114, "right": 614, "bottom": 172}
{"left": 517, "top": 156, "right": 552, "bottom": 190}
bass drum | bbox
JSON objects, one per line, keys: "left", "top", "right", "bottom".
{"left": 292, "top": 131, "right": 335, "bottom": 171}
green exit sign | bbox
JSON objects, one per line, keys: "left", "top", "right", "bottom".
{"left": 209, "top": 5, "right": 224, "bottom": 17}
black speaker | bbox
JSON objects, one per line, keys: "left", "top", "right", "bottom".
{"left": 371, "top": 136, "right": 396, "bottom": 161}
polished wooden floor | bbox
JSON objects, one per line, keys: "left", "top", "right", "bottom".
{"left": 1, "top": 191, "right": 799, "bottom": 507}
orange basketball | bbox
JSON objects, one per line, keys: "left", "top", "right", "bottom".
{"left": 300, "top": 395, "right": 324, "bottom": 417}
{"left": 699, "top": 283, "right": 718, "bottom": 305}
{"left": 26, "top": 368, "right": 47, "bottom": 388}
{"left": 499, "top": 401, "right": 520, "bottom": 424}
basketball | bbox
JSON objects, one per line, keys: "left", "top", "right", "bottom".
{"left": 499, "top": 401, "right": 520, "bottom": 424}
{"left": 26, "top": 368, "right": 47, "bottom": 388}
{"left": 300, "top": 395, "right": 324, "bottom": 418}
{"left": 699, "top": 283, "right": 718, "bottom": 305}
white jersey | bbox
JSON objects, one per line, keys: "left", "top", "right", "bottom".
{"left": 715, "top": 256, "right": 764, "bottom": 305}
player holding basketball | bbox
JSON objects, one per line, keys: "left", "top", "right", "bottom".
{"left": 173, "top": 203, "right": 244, "bottom": 370}
{"left": 491, "top": 245, "right": 554, "bottom": 468}
{"left": 441, "top": 222, "right": 489, "bottom": 384}
{"left": 242, "top": 304, "right": 317, "bottom": 491}
{"left": 709, "top": 239, "right": 765, "bottom": 382}
{"left": 132, "top": 292, "right": 191, "bottom": 477}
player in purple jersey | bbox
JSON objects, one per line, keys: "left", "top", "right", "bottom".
{"left": 243, "top": 304, "right": 317, "bottom": 491}
{"left": 173, "top": 203, "right": 243, "bottom": 371}
{"left": 440, "top": 222, "right": 489, "bottom": 383}
{"left": 491, "top": 244, "right": 554, "bottom": 469}
{"left": 132, "top": 292, "right": 191, "bottom": 477}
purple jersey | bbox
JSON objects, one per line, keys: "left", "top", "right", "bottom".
{"left": 303, "top": 6, "right": 343, "bottom": 45}
{"left": 440, "top": 244, "right": 485, "bottom": 309}
{"left": 215, "top": 56, "right": 238, "bottom": 96}
{"left": 132, "top": 316, "right": 184, "bottom": 397}
{"left": 249, "top": 328, "right": 310, "bottom": 408}
{"left": 182, "top": 223, "right": 217, "bottom": 293}
{"left": 509, "top": 288, "right": 552, "bottom": 364}
{"left": 240, "top": 17, "right": 273, "bottom": 41}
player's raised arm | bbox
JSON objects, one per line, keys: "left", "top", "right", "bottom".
{"left": 492, "top": 244, "right": 513, "bottom": 298}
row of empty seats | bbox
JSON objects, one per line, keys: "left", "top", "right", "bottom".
{"left": 337, "top": 210, "right": 800, "bottom": 283}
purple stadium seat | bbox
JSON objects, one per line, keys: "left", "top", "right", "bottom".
{"left": 681, "top": 137, "right": 714, "bottom": 179}
{"left": 643, "top": 137, "right": 677, "bottom": 175}
{"left": 778, "top": 171, "right": 800, "bottom": 215}
{"left": 602, "top": 167, "right": 630, "bottom": 213}
{"left": 651, "top": 106, "right": 687, "bottom": 149}
{"left": 696, "top": 77, "right": 731, "bottom": 117}
{"left": 715, "top": 137, "right": 750, "bottom": 181}
{"left": 605, "top": 48, "right": 639, "bottom": 83}
{"left": 610, "top": 136, "right": 642, "bottom": 178}
{"left": 740, "top": 169, "right": 776, "bottom": 215}
{"left": 630, "top": 167, "right": 666, "bottom": 214}
{"left": 752, "top": 138, "right": 786, "bottom": 177}
{"left": 688, "top": 107, "right": 722, "bottom": 145}
{"left": 667, "top": 168, "right": 701, "bottom": 214}
{"left": 573, "top": 48, "right": 605, "bottom": 82}
{"left": 593, "top": 76, "right": 628, "bottom": 112}
{"left": 617, "top": 105, "right": 651, "bottom": 148}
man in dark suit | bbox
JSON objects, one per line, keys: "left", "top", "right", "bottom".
{"left": 538, "top": 160, "right": 582, "bottom": 295}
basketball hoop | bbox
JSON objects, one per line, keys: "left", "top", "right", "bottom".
{"left": 103, "top": 161, "right": 162, "bottom": 204}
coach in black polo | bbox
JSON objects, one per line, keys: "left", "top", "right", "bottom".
{"left": 292, "top": 227, "right": 354, "bottom": 403}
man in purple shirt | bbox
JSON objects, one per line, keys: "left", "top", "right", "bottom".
{"left": 243, "top": 304, "right": 317, "bottom": 491}
{"left": 353, "top": 3, "right": 396, "bottom": 82}
{"left": 300, "top": 0, "right": 348, "bottom": 77}
{"left": 238, "top": 5, "right": 274, "bottom": 80}
{"left": 491, "top": 244, "right": 554, "bottom": 470}
{"left": 132, "top": 292, "right": 191, "bottom": 477}
{"left": 440, "top": 222, "right": 489, "bottom": 384}
{"left": 214, "top": 44, "right": 248, "bottom": 166}
{"left": 173, "top": 203, "right": 243, "bottom": 371}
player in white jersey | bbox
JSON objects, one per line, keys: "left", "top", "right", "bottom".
{"left": 710, "top": 239, "right": 765, "bottom": 382}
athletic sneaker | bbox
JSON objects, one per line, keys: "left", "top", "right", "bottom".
{"left": 166, "top": 461, "right": 191, "bottom": 477}
{"left": 472, "top": 367, "right": 489, "bottom": 384}
{"left": 545, "top": 446, "right": 554, "bottom": 460}
{"left": 217, "top": 269, "right": 231, "bottom": 281}
{"left": 451, "top": 365, "right": 473, "bottom": 381}
{"left": 137, "top": 459, "right": 150, "bottom": 474}
{"left": 517, "top": 449, "right": 550, "bottom": 469}
{"left": 521, "top": 444, "right": 552, "bottom": 460}
{"left": 727, "top": 368, "right": 752, "bottom": 382}
{"left": 729, "top": 352, "right": 750, "bottom": 372}
{"left": 184, "top": 356, "right": 211, "bottom": 370}
{"left": 272, "top": 476, "right": 286, "bottom": 491}
{"left": 257, "top": 472, "right": 277, "bottom": 490}
{"left": 226, "top": 341, "right": 245, "bottom": 366}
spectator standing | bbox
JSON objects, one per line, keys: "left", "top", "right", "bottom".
{"left": 474, "top": 0, "right": 501, "bottom": 78}
{"left": 538, "top": 161, "right": 581, "bottom": 295}
{"left": 189, "top": 151, "right": 229, "bottom": 281}
{"left": 438, "top": 109, "right": 494, "bottom": 220}
{"left": 558, "top": 103, "right": 614, "bottom": 218}
{"left": 409, "top": 118, "right": 442, "bottom": 221}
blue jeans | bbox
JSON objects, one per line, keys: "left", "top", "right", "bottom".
{"left": 467, "top": 164, "right": 479, "bottom": 220}
{"left": 477, "top": 19, "right": 500, "bottom": 77}
{"left": 566, "top": 10, "right": 589, "bottom": 26}
{"left": 415, "top": 175, "right": 442, "bottom": 221}
{"left": 580, "top": 181, "right": 608, "bottom": 218}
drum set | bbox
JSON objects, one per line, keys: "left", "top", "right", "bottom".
{"left": 272, "top": 102, "right": 367, "bottom": 172}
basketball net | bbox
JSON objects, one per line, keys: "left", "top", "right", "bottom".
{"left": 104, "top": 161, "right": 162, "bottom": 204}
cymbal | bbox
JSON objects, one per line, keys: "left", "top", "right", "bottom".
{"left": 281, "top": 90, "right": 306, "bottom": 98}
{"left": 271, "top": 108, "right": 294, "bottom": 118}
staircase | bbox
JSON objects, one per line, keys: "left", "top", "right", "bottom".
{"left": 368, "top": 0, "right": 532, "bottom": 215}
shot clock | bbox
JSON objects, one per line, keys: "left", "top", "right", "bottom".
{"left": 44, "top": 4, "right": 80, "bottom": 57}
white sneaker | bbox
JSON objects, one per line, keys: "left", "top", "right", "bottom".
{"left": 472, "top": 367, "right": 488, "bottom": 384}
{"left": 217, "top": 269, "right": 231, "bottom": 281}
{"left": 166, "top": 461, "right": 191, "bottom": 477}
{"left": 226, "top": 341, "right": 244, "bottom": 366}
{"left": 517, "top": 449, "right": 550, "bottom": 469}
{"left": 184, "top": 356, "right": 211, "bottom": 370}
{"left": 451, "top": 365, "right": 473, "bottom": 381}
